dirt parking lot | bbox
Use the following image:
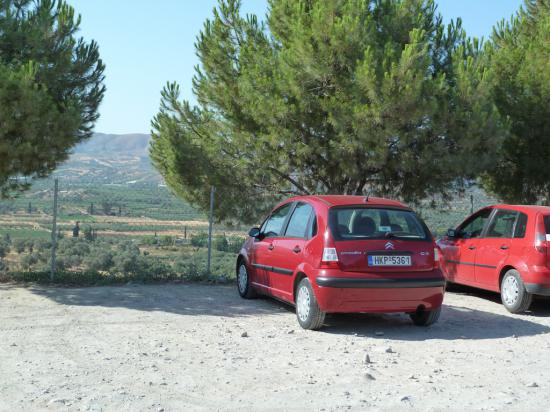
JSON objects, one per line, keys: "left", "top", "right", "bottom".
{"left": 1, "top": 283, "right": 550, "bottom": 412}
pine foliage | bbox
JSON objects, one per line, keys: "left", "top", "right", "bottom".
{"left": 151, "top": 0, "right": 503, "bottom": 221}
{"left": 0, "top": 0, "right": 105, "bottom": 196}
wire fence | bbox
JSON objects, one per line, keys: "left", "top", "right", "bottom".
{"left": 0, "top": 181, "right": 246, "bottom": 284}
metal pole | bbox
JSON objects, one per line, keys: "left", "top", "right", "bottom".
{"left": 207, "top": 186, "right": 215, "bottom": 274}
{"left": 50, "top": 178, "right": 59, "bottom": 281}
{"left": 470, "top": 194, "right": 474, "bottom": 215}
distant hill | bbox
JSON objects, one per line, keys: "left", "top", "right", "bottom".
{"left": 73, "top": 133, "right": 151, "bottom": 157}
{"left": 55, "top": 133, "right": 161, "bottom": 185}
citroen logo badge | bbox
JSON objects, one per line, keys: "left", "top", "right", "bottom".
{"left": 385, "top": 241, "right": 395, "bottom": 250}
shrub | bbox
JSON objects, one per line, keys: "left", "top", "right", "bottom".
{"left": 14, "top": 239, "right": 26, "bottom": 254}
{"left": 174, "top": 256, "right": 209, "bottom": 281}
{"left": 33, "top": 239, "right": 51, "bottom": 252}
{"left": 214, "top": 236, "right": 229, "bottom": 252}
{"left": 226, "top": 235, "right": 245, "bottom": 254}
{"left": 0, "top": 242, "right": 9, "bottom": 259}
{"left": 116, "top": 240, "right": 140, "bottom": 255}
{"left": 190, "top": 232, "right": 208, "bottom": 248}
{"left": 21, "top": 253, "right": 39, "bottom": 270}
{"left": 65, "top": 254, "right": 83, "bottom": 268}
{"left": 159, "top": 235, "right": 173, "bottom": 247}
{"left": 83, "top": 225, "right": 94, "bottom": 241}
{"left": 83, "top": 250, "right": 114, "bottom": 272}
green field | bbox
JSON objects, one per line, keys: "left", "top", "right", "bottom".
{"left": 0, "top": 178, "right": 204, "bottom": 221}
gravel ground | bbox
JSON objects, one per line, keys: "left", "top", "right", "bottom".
{"left": 1, "top": 282, "right": 550, "bottom": 411}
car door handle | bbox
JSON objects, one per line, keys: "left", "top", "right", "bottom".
{"left": 268, "top": 244, "right": 274, "bottom": 251}
{"left": 292, "top": 246, "right": 301, "bottom": 254}
{"left": 468, "top": 246, "right": 476, "bottom": 250}
{"left": 500, "top": 245, "right": 509, "bottom": 250}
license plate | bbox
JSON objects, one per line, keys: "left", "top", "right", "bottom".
{"left": 368, "top": 255, "right": 411, "bottom": 266}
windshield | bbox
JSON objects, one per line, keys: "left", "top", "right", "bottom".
{"left": 329, "top": 207, "right": 429, "bottom": 241}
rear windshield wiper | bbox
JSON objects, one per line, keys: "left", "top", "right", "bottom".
{"left": 384, "top": 232, "right": 397, "bottom": 239}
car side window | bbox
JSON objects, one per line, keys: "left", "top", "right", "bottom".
{"left": 307, "top": 213, "right": 318, "bottom": 239}
{"left": 458, "top": 209, "right": 492, "bottom": 239}
{"left": 486, "top": 210, "right": 519, "bottom": 238}
{"left": 261, "top": 203, "right": 292, "bottom": 238}
{"left": 514, "top": 213, "right": 528, "bottom": 238}
{"left": 285, "top": 203, "right": 314, "bottom": 238}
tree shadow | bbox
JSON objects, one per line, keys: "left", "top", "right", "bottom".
{"left": 10, "top": 283, "right": 550, "bottom": 340}
{"left": 320, "top": 303, "right": 550, "bottom": 340}
{"left": 18, "top": 283, "right": 290, "bottom": 318}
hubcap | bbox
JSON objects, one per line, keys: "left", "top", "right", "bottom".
{"left": 238, "top": 265, "right": 248, "bottom": 294}
{"left": 297, "top": 285, "right": 311, "bottom": 322}
{"left": 502, "top": 275, "right": 519, "bottom": 306}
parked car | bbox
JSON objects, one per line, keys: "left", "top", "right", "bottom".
{"left": 437, "top": 205, "right": 550, "bottom": 313}
{"left": 236, "top": 195, "right": 445, "bottom": 330}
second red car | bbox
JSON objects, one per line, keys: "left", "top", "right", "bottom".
{"left": 438, "top": 205, "right": 550, "bottom": 313}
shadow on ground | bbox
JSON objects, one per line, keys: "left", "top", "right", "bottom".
{"left": 446, "top": 283, "right": 550, "bottom": 316}
{"left": 5, "top": 283, "right": 550, "bottom": 340}
{"left": 320, "top": 303, "right": 550, "bottom": 340}
{"left": 6, "top": 283, "right": 289, "bottom": 318}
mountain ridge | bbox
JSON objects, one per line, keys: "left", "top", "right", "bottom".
{"left": 73, "top": 133, "right": 152, "bottom": 156}
{"left": 58, "top": 133, "right": 160, "bottom": 184}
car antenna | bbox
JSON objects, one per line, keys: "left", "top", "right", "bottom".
{"left": 365, "top": 193, "right": 370, "bottom": 202}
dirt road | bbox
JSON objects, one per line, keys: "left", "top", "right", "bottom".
{"left": 1, "top": 283, "right": 549, "bottom": 411}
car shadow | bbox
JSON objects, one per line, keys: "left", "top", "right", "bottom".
{"left": 446, "top": 283, "right": 550, "bottom": 317}
{"left": 11, "top": 283, "right": 290, "bottom": 318}
{"left": 320, "top": 303, "right": 550, "bottom": 340}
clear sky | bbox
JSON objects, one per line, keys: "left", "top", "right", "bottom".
{"left": 66, "top": 0, "right": 525, "bottom": 135}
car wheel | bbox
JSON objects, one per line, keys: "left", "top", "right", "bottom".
{"left": 501, "top": 269, "right": 532, "bottom": 313}
{"left": 409, "top": 306, "right": 441, "bottom": 326}
{"left": 295, "top": 278, "right": 326, "bottom": 330}
{"left": 237, "top": 262, "right": 257, "bottom": 299}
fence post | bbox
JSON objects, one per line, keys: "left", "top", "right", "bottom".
{"left": 50, "top": 178, "right": 59, "bottom": 281}
{"left": 207, "top": 186, "right": 216, "bottom": 274}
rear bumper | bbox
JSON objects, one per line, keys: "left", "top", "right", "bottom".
{"left": 522, "top": 265, "right": 550, "bottom": 295}
{"left": 316, "top": 277, "right": 445, "bottom": 289}
{"left": 311, "top": 269, "right": 445, "bottom": 314}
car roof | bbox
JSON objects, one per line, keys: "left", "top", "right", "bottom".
{"left": 489, "top": 204, "right": 550, "bottom": 214}
{"left": 285, "top": 195, "right": 409, "bottom": 209}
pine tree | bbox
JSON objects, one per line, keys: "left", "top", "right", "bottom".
{"left": 0, "top": 0, "right": 105, "bottom": 196}
{"left": 482, "top": 0, "right": 550, "bottom": 202}
{"left": 151, "top": 0, "right": 503, "bottom": 222}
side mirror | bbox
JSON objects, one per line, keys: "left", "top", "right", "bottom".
{"left": 447, "top": 228, "right": 458, "bottom": 239}
{"left": 248, "top": 227, "right": 261, "bottom": 238}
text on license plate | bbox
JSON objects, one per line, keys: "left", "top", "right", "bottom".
{"left": 368, "top": 255, "right": 411, "bottom": 266}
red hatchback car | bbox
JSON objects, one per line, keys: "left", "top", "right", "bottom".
{"left": 438, "top": 205, "right": 550, "bottom": 313}
{"left": 236, "top": 195, "right": 445, "bottom": 330}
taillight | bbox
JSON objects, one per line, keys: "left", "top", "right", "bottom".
{"left": 322, "top": 247, "right": 338, "bottom": 261}
{"left": 535, "top": 233, "right": 547, "bottom": 253}
{"left": 433, "top": 247, "right": 440, "bottom": 269}
{"left": 320, "top": 229, "right": 339, "bottom": 268}
{"left": 535, "top": 214, "right": 548, "bottom": 253}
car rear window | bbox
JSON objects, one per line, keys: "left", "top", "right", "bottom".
{"left": 329, "top": 207, "right": 429, "bottom": 241}
{"left": 544, "top": 215, "right": 550, "bottom": 237}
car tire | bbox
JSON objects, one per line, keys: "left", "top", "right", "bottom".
{"left": 409, "top": 306, "right": 441, "bottom": 326}
{"left": 237, "top": 262, "right": 257, "bottom": 299}
{"left": 500, "top": 269, "right": 532, "bottom": 313}
{"left": 295, "top": 278, "right": 326, "bottom": 330}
